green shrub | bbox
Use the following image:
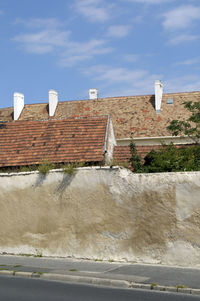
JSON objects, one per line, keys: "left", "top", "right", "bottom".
{"left": 38, "top": 160, "right": 55, "bottom": 174}
{"left": 64, "top": 163, "right": 76, "bottom": 175}
{"left": 143, "top": 144, "right": 200, "bottom": 173}
{"left": 19, "top": 166, "right": 30, "bottom": 172}
{"left": 109, "top": 159, "right": 130, "bottom": 169}
{"left": 75, "top": 161, "right": 85, "bottom": 168}
{"left": 167, "top": 101, "right": 200, "bottom": 144}
{"left": 151, "top": 283, "right": 158, "bottom": 289}
{"left": 19, "top": 165, "right": 38, "bottom": 172}
{"left": 129, "top": 140, "right": 144, "bottom": 172}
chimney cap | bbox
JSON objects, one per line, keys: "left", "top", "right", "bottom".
{"left": 155, "top": 80, "right": 163, "bottom": 85}
{"left": 13, "top": 92, "right": 24, "bottom": 120}
{"left": 14, "top": 92, "right": 24, "bottom": 96}
{"left": 49, "top": 89, "right": 58, "bottom": 117}
{"left": 89, "top": 88, "right": 98, "bottom": 100}
{"left": 49, "top": 89, "right": 58, "bottom": 94}
{"left": 154, "top": 80, "right": 163, "bottom": 113}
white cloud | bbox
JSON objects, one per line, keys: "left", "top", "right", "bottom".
{"left": 83, "top": 64, "right": 200, "bottom": 97}
{"left": 13, "top": 17, "right": 114, "bottom": 65}
{"left": 165, "top": 75, "right": 200, "bottom": 93}
{"left": 14, "top": 18, "right": 63, "bottom": 29}
{"left": 13, "top": 18, "right": 71, "bottom": 54}
{"left": 174, "top": 56, "right": 200, "bottom": 66}
{"left": 168, "top": 33, "right": 199, "bottom": 45}
{"left": 59, "top": 39, "right": 113, "bottom": 67}
{"left": 163, "top": 5, "right": 200, "bottom": 31}
{"left": 82, "top": 63, "right": 200, "bottom": 97}
{"left": 122, "top": 54, "right": 139, "bottom": 62}
{"left": 13, "top": 29, "right": 70, "bottom": 54}
{"left": 73, "top": 0, "right": 113, "bottom": 22}
{"left": 127, "top": 0, "right": 174, "bottom": 4}
{"left": 106, "top": 25, "right": 132, "bottom": 38}
{"left": 96, "top": 67, "right": 147, "bottom": 82}
{"left": 0, "top": 10, "right": 3, "bottom": 15}
{"left": 83, "top": 65, "right": 146, "bottom": 82}
{"left": 82, "top": 64, "right": 161, "bottom": 95}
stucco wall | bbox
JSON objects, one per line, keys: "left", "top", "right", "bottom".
{"left": 0, "top": 167, "right": 200, "bottom": 267}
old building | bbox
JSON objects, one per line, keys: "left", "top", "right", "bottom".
{"left": 0, "top": 81, "right": 200, "bottom": 167}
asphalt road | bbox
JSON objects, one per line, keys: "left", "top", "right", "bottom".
{"left": 0, "top": 255, "right": 200, "bottom": 289}
{"left": 0, "top": 276, "right": 199, "bottom": 301}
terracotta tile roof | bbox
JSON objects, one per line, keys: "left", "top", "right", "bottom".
{"left": 0, "top": 107, "right": 14, "bottom": 122}
{"left": 1, "top": 91, "right": 200, "bottom": 139}
{"left": 0, "top": 116, "right": 108, "bottom": 167}
{"left": 114, "top": 145, "right": 163, "bottom": 162}
{"left": 114, "top": 144, "right": 193, "bottom": 163}
{"left": 16, "top": 91, "right": 200, "bottom": 139}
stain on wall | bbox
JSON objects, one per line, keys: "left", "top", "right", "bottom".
{"left": 0, "top": 168, "right": 200, "bottom": 267}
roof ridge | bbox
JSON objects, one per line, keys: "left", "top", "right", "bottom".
{"left": 1, "top": 90, "right": 200, "bottom": 111}
{"left": 5, "top": 115, "right": 109, "bottom": 125}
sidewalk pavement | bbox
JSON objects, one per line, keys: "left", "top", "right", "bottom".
{"left": 0, "top": 255, "right": 200, "bottom": 296}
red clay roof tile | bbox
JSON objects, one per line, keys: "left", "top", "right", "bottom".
{"left": 17, "top": 91, "right": 200, "bottom": 139}
{"left": 0, "top": 116, "right": 108, "bottom": 167}
{"left": 1, "top": 91, "right": 200, "bottom": 139}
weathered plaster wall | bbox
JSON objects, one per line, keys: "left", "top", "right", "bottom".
{"left": 0, "top": 167, "right": 200, "bottom": 267}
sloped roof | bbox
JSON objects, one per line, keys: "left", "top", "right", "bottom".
{"left": 0, "top": 116, "right": 108, "bottom": 167}
{"left": 1, "top": 91, "right": 200, "bottom": 139}
{"left": 114, "top": 145, "right": 163, "bottom": 162}
{"left": 0, "top": 107, "right": 14, "bottom": 122}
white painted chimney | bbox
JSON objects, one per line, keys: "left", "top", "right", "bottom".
{"left": 155, "top": 80, "right": 163, "bottom": 113}
{"left": 49, "top": 89, "right": 58, "bottom": 117}
{"left": 14, "top": 92, "right": 24, "bottom": 120}
{"left": 89, "top": 88, "right": 98, "bottom": 100}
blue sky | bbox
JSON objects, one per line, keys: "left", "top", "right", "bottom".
{"left": 0, "top": 0, "right": 200, "bottom": 108}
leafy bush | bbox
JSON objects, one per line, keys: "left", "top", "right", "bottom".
{"left": 167, "top": 101, "right": 200, "bottom": 144}
{"left": 143, "top": 144, "right": 200, "bottom": 173}
{"left": 129, "top": 140, "right": 143, "bottom": 172}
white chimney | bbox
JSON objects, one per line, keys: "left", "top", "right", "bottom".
{"left": 49, "top": 89, "right": 58, "bottom": 117}
{"left": 155, "top": 80, "right": 163, "bottom": 113}
{"left": 14, "top": 92, "right": 24, "bottom": 120}
{"left": 89, "top": 88, "right": 98, "bottom": 100}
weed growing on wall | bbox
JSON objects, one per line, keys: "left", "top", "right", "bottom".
{"left": 75, "top": 161, "right": 85, "bottom": 168}
{"left": 19, "top": 166, "right": 31, "bottom": 172}
{"left": 38, "top": 160, "right": 55, "bottom": 174}
{"left": 176, "top": 285, "right": 188, "bottom": 289}
{"left": 0, "top": 161, "right": 88, "bottom": 174}
{"left": 151, "top": 283, "right": 158, "bottom": 289}
{"left": 19, "top": 165, "right": 38, "bottom": 172}
{"left": 64, "top": 163, "right": 76, "bottom": 175}
{"left": 109, "top": 159, "right": 130, "bottom": 169}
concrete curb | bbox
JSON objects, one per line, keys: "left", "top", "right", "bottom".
{"left": 0, "top": 269, "right": 200, "bottom": 296}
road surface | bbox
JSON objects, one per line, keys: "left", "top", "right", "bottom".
{"left": 0, "top": 276, "right": 199, "bottom": 301}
